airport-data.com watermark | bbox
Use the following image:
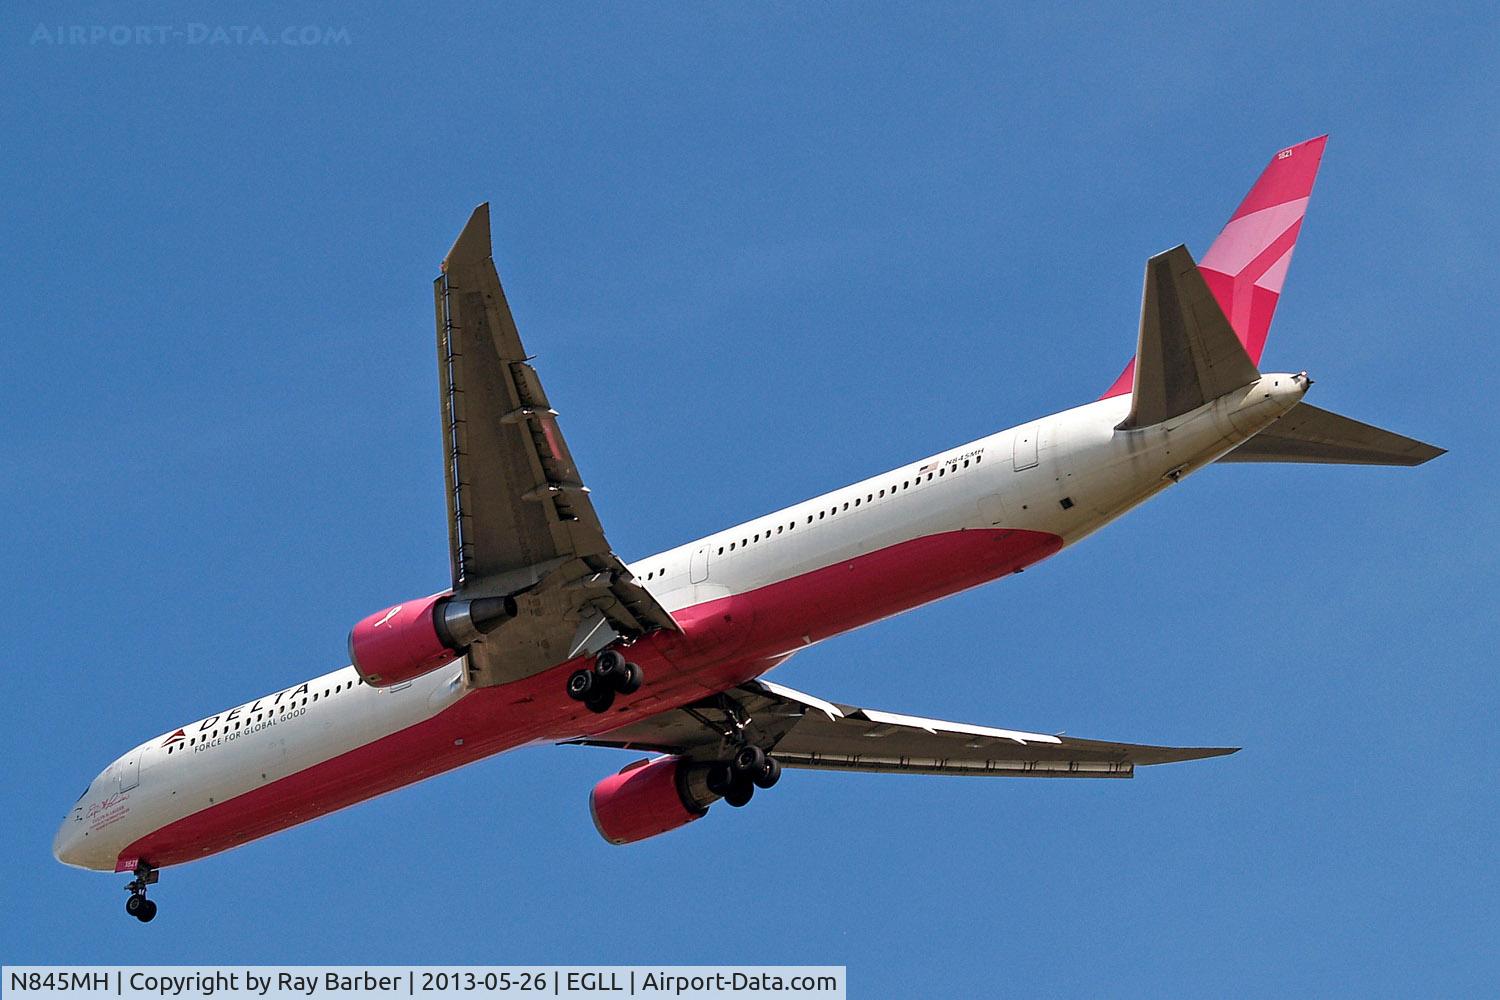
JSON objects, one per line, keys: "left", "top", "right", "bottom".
{"left": 29, "top": 23, "right": 352, "bottom": 47}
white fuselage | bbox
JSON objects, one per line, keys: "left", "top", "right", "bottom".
{"left": 54, "top": 375, "right": 1308, "bottom": 871}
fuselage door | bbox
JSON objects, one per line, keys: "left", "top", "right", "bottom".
{"left": 689, "top": 545, "right": 710, "bottom": 584}
{"left": 1013, "top": 424, "right": 1040, "bottom": 471}
{"left": 118, "top": 751, "right": 140, "bottom": 793}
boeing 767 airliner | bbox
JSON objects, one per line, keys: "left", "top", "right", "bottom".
{"left": 54, "top": 137, "right": 1442, "bottom": 922}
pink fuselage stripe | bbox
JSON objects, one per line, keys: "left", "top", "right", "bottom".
{"left": 121, "top": 527, "right": 1063, "bottom": 868}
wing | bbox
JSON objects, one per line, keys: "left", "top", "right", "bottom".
{"left": 566, "top": 680, "right": 1236, "bottom": 778}
{"left": 436, "top": 205, "right": 676, "bottom": 686}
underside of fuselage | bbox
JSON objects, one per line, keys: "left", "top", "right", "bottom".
{"left": 57, "top": 139, "right": 1444, "bottom": 931}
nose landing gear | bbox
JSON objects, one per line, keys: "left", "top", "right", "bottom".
{"left": 123, "top": 862, "right": 158, "bottom": 923}
{"left": 566, "top": 649, "right": 645, "bottom": 713}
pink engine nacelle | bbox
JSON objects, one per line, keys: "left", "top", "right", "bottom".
{"left": 589, "top": 756, "right": 721, "bottom": 845}
{"left": 348, "top": 591, "right": 517, "bottom": 687}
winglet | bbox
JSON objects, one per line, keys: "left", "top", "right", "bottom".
{"left": 443, "top": 203, "right": 492, "bottom": 273}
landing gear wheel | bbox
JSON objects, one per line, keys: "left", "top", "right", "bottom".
{"left": 752, "top": 755, "right": 782, "bottom": 789}
{"left": 617, "top": 662, "right": 643, "bottom": 695}
{"left": 723, "top": 777, "right": 755, "bottom": 808}
{"left": 706, "top": 762, "right": 736, "bottom": 797}
{"left": 594, "top": 649, "right": 627, "bottom": 686}
{"left": 733, "top": 745, "right": 767, "bottom": 776}
{"left": 123, "top": 862, "right": 158, "bottom": 923}
{"left": 584, "top": 686, "right": 616, "bottom": 714}
{"left": 566, "top": 669, "right": 595, "bottom": 701}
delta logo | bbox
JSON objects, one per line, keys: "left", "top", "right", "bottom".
{"left": 161, "top": 729, "right": 187, "bottom": 748}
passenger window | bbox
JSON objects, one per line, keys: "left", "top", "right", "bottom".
{"left": 854, "top": 498, "right": 860, "bottom": 507}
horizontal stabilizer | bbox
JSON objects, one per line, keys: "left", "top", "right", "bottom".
{"left": 1219, "top": 402, "right": 1444, "bottom": 466}
{"left": 1118, "top": 245, "right": 1261, "bottom": 430}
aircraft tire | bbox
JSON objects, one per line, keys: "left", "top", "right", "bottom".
{"left": 706, "top": 762, "right": 735, "bottom": 797}
{"left": 595, "top": 649, "right": 627, "bottom": 685}
{"left": 617, "top": 662, "right": 643, "bottom": 694}
{"left": 723, "top": 778, "right": 754, "bottom": 808}
{"left": 733, "top": 745, "right": 766, "bottom": 775}
{"left": 566, "top": 669, "right": 595, "bottom": 701}
{"left": 752, "top": 756, "right": 782, "bottom": 789}
{"left": 584, "top": 687, "right": 615, "bottom": 714}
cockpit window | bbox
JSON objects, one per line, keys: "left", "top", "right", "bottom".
{"left": 75, "top": 786, "right": 90, "bottom": 802}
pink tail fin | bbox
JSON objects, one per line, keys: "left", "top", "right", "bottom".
{"left": 1102, "top": 135, "right": 1328, "bottom": 399}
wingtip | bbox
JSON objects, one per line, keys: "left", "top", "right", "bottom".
{"left": 441, "top": 202, "right": 492, "bottom": 272}
{"left": 1163, "top": 745, "right": 1240, "bottom": 763}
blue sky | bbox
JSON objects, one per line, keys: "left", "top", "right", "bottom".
{"left": 2, "top": 2, "right": 1496, "bottom": 995}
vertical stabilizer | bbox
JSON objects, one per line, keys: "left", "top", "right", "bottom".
{"left": 1104, "top": 136, "right": 1327, "bottom": 399}
{"left": 1116, "top": 245, "right": 1261, "bottom": 429}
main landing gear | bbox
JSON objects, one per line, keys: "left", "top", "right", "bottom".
{"left": 705, "top": 744, "right": 782, "bottom": 807}
{"left": 124, "top": 862, "right": 158, "bottom": 923}
{"left": 566, "top": 649, "right": 644, "bottom": 714}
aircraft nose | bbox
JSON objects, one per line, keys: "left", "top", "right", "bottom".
{"left": 52, "top": 818, "right": 72, "bottom": 863}
{"left": 53, "top": 811, "right": 86, "bottom": 867}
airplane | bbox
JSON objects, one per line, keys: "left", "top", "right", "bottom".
{"left": 55, "top": 136, "right": 1443, "bottom": 923}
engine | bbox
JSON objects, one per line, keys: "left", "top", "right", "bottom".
{"left": 348, "top": 592, "right": 517, "bottom": 687}
{"left": 589, "top": 756, "right": 720, "bottom": 845}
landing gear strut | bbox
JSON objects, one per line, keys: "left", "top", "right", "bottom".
{"left": 566, "top": 649, "right": 645, "bottom": 713}
{"left": 123, "top": 862, "right": 158, "bottom": 923}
